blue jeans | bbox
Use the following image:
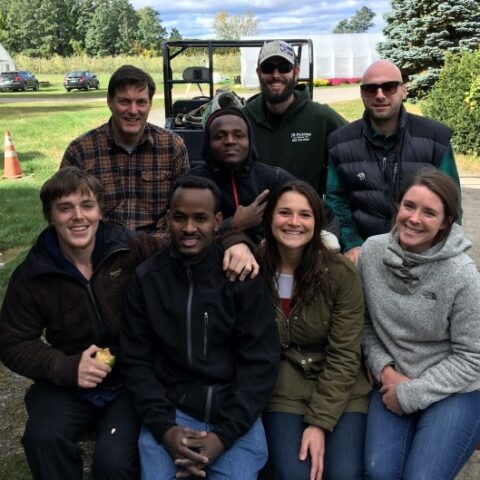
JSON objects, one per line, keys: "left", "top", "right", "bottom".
{"left": 364, "top": 387, "right": 480, "bottom": 480}
{"left": 139, "top": 410, "right": 268, "bottom": 480}
{"left": 263, "top": 411, "right": 366, "bottom": 480}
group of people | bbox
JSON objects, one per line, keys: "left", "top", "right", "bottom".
{"left": 0, "top": 39, "right": 479, "bottom": 480}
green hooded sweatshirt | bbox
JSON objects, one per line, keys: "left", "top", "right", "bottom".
{"left": 243, "top": 84, "right": 347, "bottom": 196}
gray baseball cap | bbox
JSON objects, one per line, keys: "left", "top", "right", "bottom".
{"left": 258, "top": 40, "right": 296, "bottom": 65}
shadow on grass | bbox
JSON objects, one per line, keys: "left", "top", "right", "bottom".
{"left": 0, "top": 104, "right": 106, "bottom": 115}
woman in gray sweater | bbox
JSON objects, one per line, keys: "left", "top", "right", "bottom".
{"left": 359, "top": 170, "right": 480, "bottom": 479}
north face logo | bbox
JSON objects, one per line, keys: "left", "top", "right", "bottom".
{"left": 109, "top": 268, "right": 122, "bottom": 280}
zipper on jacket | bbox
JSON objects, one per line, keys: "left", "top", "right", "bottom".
{"left": 186, "top": 265, "right": 194, "bottom": 368}
{"left": 204, "top": 384, "right": 213, "bottom": 423}
{"left": 392, "top": 162, "right": 399, "bottom": 196}
{"left": 382, "top": 155, "right": 389, "bottom": 199}
{"left": 85, "top": 282, "right": 106, "bottom": 338}
{"left": 203, "top": 312, "right": 209, "bottom": 358}
{"left": 86, "top": 245, "right": 129, "bottom": 340}
{"left": 230, "top": 172, "right": 240, "bottom": 208}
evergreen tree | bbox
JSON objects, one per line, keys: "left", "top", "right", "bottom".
{"left": 72, "top": 0, "right": 104, "bottom": 53}
{"left": 333, "top": 6, "right": 376, "bottom": 33}
{"left": 379, "top": 0, "right": 480, "bottom": 98}
{"left": 134, "top": 7, "right": 167, "bottom": 55}
{"left": 85, "top": 0, "right": 137, "bottom": 55}
{"left": 1, "top": 0, "right": 76, "bottom": 56}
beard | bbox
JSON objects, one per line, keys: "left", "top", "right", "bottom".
{"left": 260, "top": 76, "right": 296, "bottom": 104}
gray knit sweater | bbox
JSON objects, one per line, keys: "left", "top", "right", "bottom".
{"left": 359, "top": 224, "right": 480, "bottom": 414}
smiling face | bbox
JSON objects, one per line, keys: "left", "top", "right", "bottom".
{"left": 271, "top": 190, "right": 315, "bottom": 254}
{"left": 209, "top": 114, "right": 249, "bottom": 166}
{"left": 169, "top": 187, "right": 222, "bottom": 257}
{"left": 257, "top": 56, "right": 299, "bottom": 105}
{"left": 361, "top": 60, "right": 407, "bottom": 135}
{"left": 50, "top": 190, "right": 101, "bottom": 258}
{"left": 107, "top": 84, "right": 151, "bottom": 146}
{"left": 396, "top": 185, "right": 447, "bottom": 254}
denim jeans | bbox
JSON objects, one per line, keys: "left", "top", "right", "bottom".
{"left": 139, "top": 409, "right": 268, "bottom": 480}
{"left": 364, "top": 387, "right": 480, "bottom": 480}
{"left": 263, "top": 411, "right": 366, "bottom": 480}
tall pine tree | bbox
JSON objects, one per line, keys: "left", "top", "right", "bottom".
{"left": 379, "top": 0, "right": 480, "bottom": 98}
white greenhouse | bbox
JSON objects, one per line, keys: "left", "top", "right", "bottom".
{"left": 241, "top": 33, "right": 384, "bottom": 87}
{"left": 0, "top": 43, "right": 15, "bottom": 72}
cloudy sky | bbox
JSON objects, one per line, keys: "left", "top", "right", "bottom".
{"left": 130, "top": 0, "right": 391, "bottom": 39}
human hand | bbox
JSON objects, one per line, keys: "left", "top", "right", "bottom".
{"left": 176, "top": 431, "right": 225, "bottom": 474}
{"left": 344, "top": 247, "right": 361, "bottom": 265}
{"left": 231, "top": 189, "right": 269, "bottom": 232}
{"left": 223, "top": 242, "right": 259, "bottom": 281}
{"left": 77, "top": 344, "right": 110, "bottom": 388}
{"left": 163, "top": 426, "right": 209, "bottom": 478}
{"left": 380, "top": 384, "right": 405, "bottom": 415}
{"left": 380, "top": 365, "right": 410, "bottom": 386}
{"left": 299, "top": 425, "right": 325, "bottom": 480}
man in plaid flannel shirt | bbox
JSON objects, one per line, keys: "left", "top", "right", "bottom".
{"left": 61, "top": 65, "right": 188, "bottom": 244}
{"left": 61, "top": 65, "right": 258, "bottom": 280}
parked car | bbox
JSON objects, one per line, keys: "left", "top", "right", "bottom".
{"left": 64, "top": 71, "right": 100, "bottom": 91}
{"left": 0, "top": 71, "right": 40, "bottom": 92}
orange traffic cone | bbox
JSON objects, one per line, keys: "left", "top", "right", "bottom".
{"left": 3, "top": 131, "right": 23, "bottom": 179}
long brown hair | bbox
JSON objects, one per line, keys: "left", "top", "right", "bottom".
{"left": 262, "top": 180, "right": 337, "bottom": 306}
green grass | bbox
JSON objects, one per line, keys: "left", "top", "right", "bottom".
{"left": 0, "top": 93, "right": 479, "bottom": 295}
{"left": 0, "top": 99, "right": 111, "bottom": 292}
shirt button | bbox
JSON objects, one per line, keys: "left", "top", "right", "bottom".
{"left": 301, "top": 359, "right": 306, "bottom": 365}
{"left": 308, "top": 358, "right": 312, "bottom": 363}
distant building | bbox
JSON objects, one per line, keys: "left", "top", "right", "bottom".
{"left": 0, "top": 43, "right": 15, "bottom": 72}
{"left": 241, "top": 33, "right": 384, "bottom": 87}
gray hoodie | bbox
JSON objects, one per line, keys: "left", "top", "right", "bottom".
{"left": 359, "top": 223, "right": 480, "bottom": 414}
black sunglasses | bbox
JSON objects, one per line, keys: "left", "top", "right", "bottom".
{"left": 360, "top": 81, "right": 403, "bottom": 97}
{"left": 260, "top": 61, "right": 294, "bottom": 74}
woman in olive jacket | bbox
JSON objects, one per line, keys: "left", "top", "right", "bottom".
{"left": 260, "top": 180, "right": 370, "bottom": 480}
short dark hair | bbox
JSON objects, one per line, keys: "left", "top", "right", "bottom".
{"left": 107, "top": 65, "right": 156, "bottom": 101}
{"left": 170, "top": 175, "right": 221, "bottom": 213}
{"left": 40, "top": 167, "right": 105, "bottom": 223}
{"left": 397, "top": 169, "right": 460, "bottom": 243}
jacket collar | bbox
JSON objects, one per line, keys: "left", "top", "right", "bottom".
{"left": 362, "top": 104, "right": 407, "bottom": 141}
{"left": 25, "top": 222, "right": 132, "bottom": 279}
{"left": 169, "top": 241, "right": 221, "bottom": 274}
{"left": 105, "top": 119, "right": 155, "bottom": 151}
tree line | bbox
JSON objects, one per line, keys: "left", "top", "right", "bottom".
{"left": 0, "top": 0, "right": 181, "bottom": 57}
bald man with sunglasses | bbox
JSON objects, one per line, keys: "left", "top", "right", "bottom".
{"left": 326, "top": 60, "right": 461, "bottom": 265}
{"left": 243, "top": 40, "right": 347, "bottom": 235}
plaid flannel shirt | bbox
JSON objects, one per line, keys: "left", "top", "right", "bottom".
{"left": 61, "top": 120, "right": 189, "bottom": 240}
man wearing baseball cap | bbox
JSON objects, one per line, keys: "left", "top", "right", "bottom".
{"left": 243, "top": 40, "right": 346, "bottom": 234}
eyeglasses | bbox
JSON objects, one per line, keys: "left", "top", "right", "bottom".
{"left": 259, "top": 61, "right": 294, "bottom": 74}
{"left": 360, "top": 81, "right": 403, "bottom": 97}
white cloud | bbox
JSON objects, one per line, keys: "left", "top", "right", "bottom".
{"left": 130, "top": 0, "right": 390, "bottom": 38}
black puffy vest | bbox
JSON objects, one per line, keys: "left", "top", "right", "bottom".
{"left": 328, "top": 108, "right": 452, "bottom": 240}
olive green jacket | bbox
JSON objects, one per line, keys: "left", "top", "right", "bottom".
{"left": 265, "top": 254, "right": 370, "bottom": 432}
